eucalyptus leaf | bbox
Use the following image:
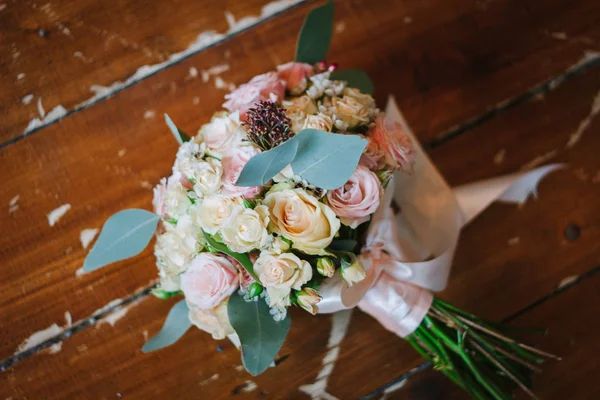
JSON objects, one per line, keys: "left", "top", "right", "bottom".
{"left": 83, "top": 209, "right": 160, "bottom": 272}
{"left": 228, "top": 293, "right": 291, "bottom": 376}
{"left": 291, "top": 129, "right": 368, "bottom": 190}
{"left": 295, "top": 0, "right": 334, "bottom": 64}
{"left": 235, "top": 138, "right": 299, "bottom": 187}
{"left": 202, "top": 231, "right": 260, "bottom": 283}
{"left": 165, "top": 114, "right": 191, "bottom": 144}
{"left": 330, "top": 69, "right": 374, "bottom": 94}
{"left": 142, "top": 299, "right": 191, "bottom": 353}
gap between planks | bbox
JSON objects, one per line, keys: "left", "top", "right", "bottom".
{"left": 2, "top": 41, "right": 600, "bottom": 378}
{"left": 361, "top": 263, "right": 600, "bottom": 400}
{"left": 0, "top": 0, "right": 308, "bottom": 152}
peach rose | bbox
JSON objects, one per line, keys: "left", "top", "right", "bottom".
{"left": 253, "top": 251, "right": 312, "bottom": 307}
{"left": 180, "top": 253, "right": 239, "bottom": 309}
{"left": 188, "top": 301, "right": 235, "bottom": 340}
{"left": 264, "top": 187, "right": 340, "bottom": 255}
{"left": 277, "top": 62, "right": 313, "bottom": 94}
{"left": 369, "top": 114, "right": 415, "bottom": 172}
{"left": 359, "top": 135, "right": 386, "bottom": 170}
{"left": 221, "top": 145, "right": 262, "bottom": 199}
{"left": 223, "top": 72, "right": 286, "bottom": 120}
{"left": 326, "top": 165, "right": 383, "bottom": 228}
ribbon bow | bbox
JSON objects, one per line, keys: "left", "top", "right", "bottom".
{"left": 317, "top": 97, "right": 562, "bottom": 337}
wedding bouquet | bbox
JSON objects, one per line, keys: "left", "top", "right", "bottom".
{"left": 84, "top": 2, "right": 558, "bottom": 398}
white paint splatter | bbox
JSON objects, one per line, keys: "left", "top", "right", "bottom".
{"left": 567, "top": 88, "right": 600, "bottom": 149}
{"left": 299, "top": 310, "right": 353, "bottom": 400}
{"left": 144, "top": 109, "right": 156, "bottom": 119}
{"left": 77, "top": 0, "right": 301, "bottom": 108}
{"left": 507, "top": 236, "right": 520, "bottom": 246}
{"left": 73, "top": 51, "right": 92, "bottom": 63}
{"left": 22, "top": 94, "right": 34, "bottom": 105}
{"left": 381, "top": 379, "right": 408, "bottom": 399}
{"left": 9, "top": 194, "right": 19, "bottom": 213}
{"left": 335, "top": 21, "right": 346, "bottom": 33}
{"left": 37, "top": 97, "right": 45, "bottom": 118}
{"left": 97, "top": 297, "right": 145, "bottom": 327}
{"left": 242, "top": 380, "right": 258, "bottom": 393}
{"left": 47, "top": 204, "right": 71, "bottom": 227}
{"left": 140, "top": 180, "right": 153, "bottom": 189}
{"left": 234, "top": 364, "right": 244, "bottom": 372}
{"left": 24, "top": 105, "right": 68, "bottom": 134}
{"left": 193, "top": 96, "right": 200, "bottom": 105}
{"left": 549, "top": 51, "right": 600, "bottom": 91}
{"left": 14, "top": 312, "right": 72, "bottom": 355}
{"left": 118, "top": 148, "right": 127, "bottom": 157}
{"left": 199, "top": 373, "right": 220, "bottom": 386}
{"left": 521, "top": 149, "right": 559, "bottom": 171}
{"left": 80, "top": 228, "right": 99, "bottom": 249}
{"left": 558, "top": 275, "right": 578, "bottom": 289}
{"left": 206, "top": 63, "right": 230, "bottom": 76}
{"left": 188, "top": 66, "right": 198, "bottom": 78}
{"left": 551, "top": 32, "right": 567, "bottom": 40}
{"left": 493, "top": 148, "right": 506, "bottom": 165}
{"left": 17, "top": 73, "right": 25, "bottom": 80}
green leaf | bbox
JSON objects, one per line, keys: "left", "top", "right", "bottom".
{"left": 83, "top": 209, "right": 160, "bottom": 272}
{"left": 165, "top": 114, "right": 191, "bottom": 144}
{"left": 295, "top": 0, "right": 334, "bottom": 64}
{"left": 291, "top": 129, "right": 368, "bottom": 190}
{"left": 202, "top": 231, "right": 260, "bottom": 283}
{"left": 330, "top": 69, "right": 374, "bottom": 94}
{"left": 327, "top": 239, "right": 358, "bottom": 252}
{"left": 228, "top": 293, "right": 291, "bottom": 376}
{"left": 142, "top": 300, "right": 191, "bottom": 353}
{"left": 235, "top": 138, "right": 299, "bottom": 187}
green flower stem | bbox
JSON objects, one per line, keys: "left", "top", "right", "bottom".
{"left": 423, "top": 315, "right": 509, "bottom": 400}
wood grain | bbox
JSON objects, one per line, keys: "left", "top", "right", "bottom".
{"left": 378, "top": 270, "right": 600, "bottom": 400}
{"left": 0, "top": 0, "right": 305, "bottom": 143}
{"left": 2, "top": 42, "right": 600, "bottom": 400}
{"left": 1, "top": 0, "right": 599, "bottom": 144}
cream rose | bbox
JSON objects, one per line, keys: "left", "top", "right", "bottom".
{"left": 191, "top": 195, "right": 241, "bottom": 234}
{"left": 180, "top": 253, "right": 239, "bottom": 309}
{"left": 263, "top": 188, "right": 340, "bottom": 255}
{"left": 332, "top": 95, "right": 372, "bottom": 130}
{"left": 253, "top": 251, "right": 312, "bottom": 307}
{"left": 220, "top": 205, "right": 271, "bottom": 253}
{"left": 199, "top": 112, "right": 246, "bottom": 154}
{"left": 190, "top": 158, "right": 223, "bottom": 197}
{"left": 302, "top": 113, "right": 333, "bottom": 132}
{"left": 188, "top": 301, "right": 235, "bottom": 340}
{"left": 326, "top": 165, "right": 382, "bottom": 228}
{"left": 154, "top": 215, "right": 201, "bottom": 276}
{"left": 284, "top": 95, "right": 318, "bottom": 133}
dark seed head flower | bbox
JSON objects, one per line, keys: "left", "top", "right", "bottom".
{"left": 243, "top": 100, "right": 294, "bottom": 150}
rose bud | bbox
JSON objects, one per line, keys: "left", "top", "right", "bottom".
{"left": 316, "top": 257, "right": 336, "bottom": 278}
{"left": 248, "top": 282, "right": 263, "bottom": 298}
{"left": 297, "top": 287, "right": 322, "bottom": 315}
{"left": 340, "top": 253, "right": 367, "bottom": 286}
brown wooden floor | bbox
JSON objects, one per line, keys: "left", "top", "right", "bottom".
{"left": 1, "top": 0, "right": 599, "bottom": 399}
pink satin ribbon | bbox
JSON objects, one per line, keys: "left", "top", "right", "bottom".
{"left": 316, "top": 97, "right": 563, "bottom": 338}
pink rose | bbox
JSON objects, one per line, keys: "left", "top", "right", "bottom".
{"left": 223, "top": 72, "right": 286, "bottom": 120}
{"left": 221, "top": 145, "right": 262, "bottom": 199}
{"left": 226, "top": 255, "right": 255, "bottom": 289}
{"left": 277, "top": 62, "right": 313, "bottom": 94}
{"left": 326, "top": 165, "right": 383, "bottom": 228}
{"left": 369, "top": 114, "right": 415, "bottom": 172}
{"left": 359, "top": 135, "right": 386, "bottom": 170}
{"left": 180, "top": 253, "right": 239, "bottom": 309}
{"left": 188, "top": 302, "right": 234, "bottom": 340}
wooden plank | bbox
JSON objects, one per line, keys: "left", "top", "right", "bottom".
{"left": 375, "top": 270, "right": 600, "bottom": 400}
{"left": 2, "top": 0, "right": 600, "bottom": 144}
{"left": 0, "top": 0, "right": 305, "bottom": 143}
{"left": 2, "top": 44, "right": 600, "bottom": 400}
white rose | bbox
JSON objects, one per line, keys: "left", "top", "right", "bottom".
{"left": 188, "top": 301, "right": 235, "bottom": 340}
{"left": 341, "top": 253, "right": 367, "bottom": 286}
{"left": 191, "top": 195, "right": 241, "bottom": 235}
{"left": 162, "top": 172, "right": 193, "bottom": 219}
{"left": 263, "top": 188, "right": 340, "bottom": 255}
{"left": 154, "top": 215, "right": 201, "bottom": 276}
{"left": 253, "top": 251, "right": 312, "bottom": 307}
{"left": 220, "top": 205, "right": 271, "bottom": 253}
{"left": 199, "top": 111, "right": 246, "bottom": 154}
{"left": 332, "top": 95, "right": 372, "bottom": 130}
{"left": 190, "top": 158, "right": 222, "bottom": 197}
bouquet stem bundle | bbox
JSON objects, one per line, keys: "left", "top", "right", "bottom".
{"left": 407, "top": 298, "right": 559, "bottom": 400}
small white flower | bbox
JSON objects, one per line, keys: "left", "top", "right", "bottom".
{"left": 191, "top": 194, "right": 241, "bottom": 235}
{"left": 190, "top": 158, "right": 223, "bottom": 197}
{"left": 163, "top": 172, "right": 193, "bottom": 219}
{"left": 154, "top": 216, "right": 202, "bottom": 277}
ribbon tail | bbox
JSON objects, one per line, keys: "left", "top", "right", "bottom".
{"left": 453, "top": 164, "right": 566, "bottom": 225}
